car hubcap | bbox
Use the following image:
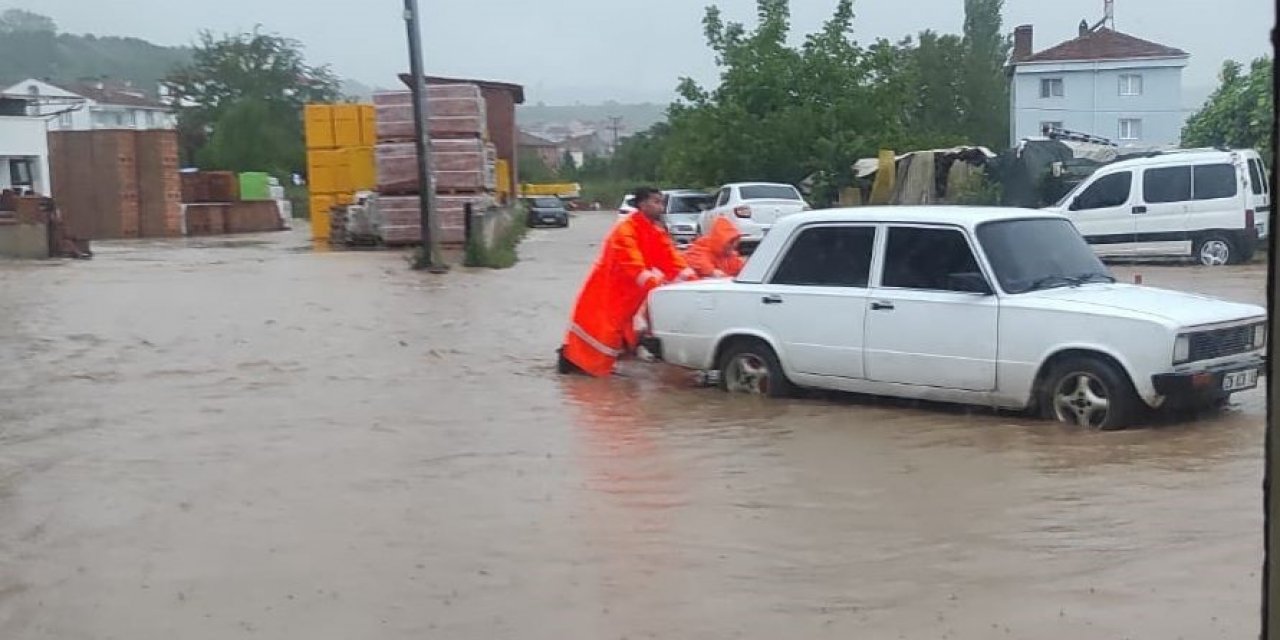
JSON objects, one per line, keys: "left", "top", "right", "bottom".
{"left": 726, "top": 354, "right": 770, "bottom": 395}
{"left": 1199, "top": 240, "right": 1230, "bottom": 266}
{"left": 1053, "top": 373, "right": 1110, "bottom": 428}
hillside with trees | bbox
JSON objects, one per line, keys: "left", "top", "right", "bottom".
{"left": 0, "top": 9, "right": 191, "bottom": 94}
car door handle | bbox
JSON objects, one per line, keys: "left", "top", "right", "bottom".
{"left": 1132, "top": 206, "right": 1148, "bottom": 214}
{"left": 761, "top": 295, "right": 784, "bottom": 305}
{"left": 870, "top": 301, "right": 895, "bottom": 311}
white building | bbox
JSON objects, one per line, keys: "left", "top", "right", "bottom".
{"left": 0, "top": 97, "right": 52, "bottom": 196}
{"left": 1, "top": 78, "right": 176, "bottom": 131}
{"left": 1008, "top": 23, "right": 1189, "bottom": 148}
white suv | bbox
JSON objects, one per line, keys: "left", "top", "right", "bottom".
{"left": 645, "top": 206, "right": 1266, "bottom": 430}
{"left": 699, "top": 182, "right": 810, "bottom": 252}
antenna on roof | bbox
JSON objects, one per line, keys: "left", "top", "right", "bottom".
{"left": 1089, "top": 0, "right": 1115, "bottom": 31}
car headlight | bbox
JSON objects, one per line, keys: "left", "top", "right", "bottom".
{"left": 1173, "top": 334, "right": 1190, "bottom": 364}
{"left": 1254, "top": 324, "right": 1268, "bottom": 349}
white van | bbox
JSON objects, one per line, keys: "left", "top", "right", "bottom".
{"left": 1044, "top": 149, "right": 1269, "bottom": 265}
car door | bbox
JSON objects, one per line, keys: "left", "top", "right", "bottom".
{"left": 863, "top": 225, "right": 998, "bottom": 391}
{"left": 1135, "top": 164, "right": 1192, "bottom": 255}
{"left": 1065, "top": 169, "right": 1137, "bottom": 251}
{"left": 756, "top": 224, "right": 877, "bottom": 379}
{"left": 1246, "top": 155, "right": 1271, "bottom": 238}
{"left": 702, "top": 187, "right": 732, "bottom": 235}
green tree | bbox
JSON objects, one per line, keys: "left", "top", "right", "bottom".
{"left": 959, "top": 0, "right": 1011, "bottom": 150}
{"left": 1183, "top": 57, "right": 1273, "bottom": 161}
{"left": 517, "top": 149, "right": 557, "bottom": 183}
{"left": 0, "top": 9, "right": 56, "bottom": 33}
{"left": 164, "top": 27, "right": 340, "bottom": 171}
{"left": 196, "top": 99, "right": 301, "bottom": 176}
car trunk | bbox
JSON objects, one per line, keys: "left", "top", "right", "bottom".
{"left": 746, "top": 199, "right": 806, "bottom": 225}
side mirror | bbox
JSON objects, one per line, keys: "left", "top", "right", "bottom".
{"left": 948, "top": 272, "right": 994, "bottom": 295}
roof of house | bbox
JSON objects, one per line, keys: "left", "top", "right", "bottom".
{"left": 1022, "top": 28, "right": 1188, "bottom": 64}
{"left": 48, "top": 80, "right": 169, "bottom": 109}
{"left": 519, "top": 131, "right": 558, "bottom": 147}
{"left": 396, "top": 74, "right": 525, "bottom": 104}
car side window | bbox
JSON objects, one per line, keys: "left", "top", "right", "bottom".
{"left": 1248, "top": 159, "right": 1266, "bottom": 195}
{"left": 1073, "top": 171, "right": 1132, "bottom": 210}
{"left": 770, "top": 226, "right": 875, "bottom": 287}
{"left": 1143, "top": 166, "right": 1192, "bottom": 203}
{"left": 1192, "top": 164, "right": 1238, "bottom": 200}
{"left": 715, "top": 189, "right": 729, "bottom": 207}
{"left": 882, "top": 227, "right": 987, "bottom": 293}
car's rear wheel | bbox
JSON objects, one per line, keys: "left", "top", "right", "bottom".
{"left": 718, "top": 339, "right": 795, "bottom": 398}
{"left": 1194, "top": 234, "right": 1237, "bottom": 266}
{"left": 1039, "top": 356, "right": 1141, "bottom": 430}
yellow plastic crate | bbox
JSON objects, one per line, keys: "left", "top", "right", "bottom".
{"left": 332, "top": 104, "right": 362, "bottom": 148}
{"left": 305, "top": 149, "right": 340, "bottom": 194}
{"left": 310, "top": 194, "right": 335, "bottom": 240}
{"left": 359, "top": 105, "right": 376, "bottom": 146}
{"left": 304, "top": 105, "right": 335, "bottom": 149}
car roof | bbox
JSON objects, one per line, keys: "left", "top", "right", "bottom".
{"left": 723, "top": 182, "right": 796, "bottom": 188}
{"left": 1103, "top": 149, "right": 1253, "bottom": 169}
{"left": 771, "top": 206, "right": 1066, "bottom": 232}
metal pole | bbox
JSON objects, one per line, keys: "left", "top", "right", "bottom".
{"left": 404, "top": 0, "right": 445, "bottom": 271}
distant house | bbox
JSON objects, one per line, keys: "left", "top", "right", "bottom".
{"left": 562, "top": 131, "right": 610, "bottom": 160}
{"left": 0, "top": 96, "right": 52, "bottom": 196}
{"left": 519, "top": 131, "right": 562, "bottom": 171}
{"left": 1008, "top": 23, "right": 1189, "bottom": 147}
{"left": 0, "top": 78, "right": 177, "bottom": 131}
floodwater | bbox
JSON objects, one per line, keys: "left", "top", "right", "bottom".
{"left": 0, "top": 213, "right": 1266, "bottom": 639}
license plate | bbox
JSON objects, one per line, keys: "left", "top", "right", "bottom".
{"left": 1223, "top": 369, "right": 1259, "bottom": 392}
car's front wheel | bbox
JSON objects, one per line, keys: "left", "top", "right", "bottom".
{"left": 717, "top": 339, "right": 795, "bottom": 398}
{"left": 1039, "top": 356, "right": 1142, "bottom": 430}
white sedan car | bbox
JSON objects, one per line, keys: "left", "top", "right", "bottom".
{"left": 699, "top": 182, "right": 810, "bottom": 252}
{"left": 645, "top": 206, "right": 1267, "bottom": 430}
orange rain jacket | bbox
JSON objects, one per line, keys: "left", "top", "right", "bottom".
{"left": 684, "top": 216, "right": 745, "bottom": 278}
{"left": 562, "top": 212, "right": 694, "bottom": 377}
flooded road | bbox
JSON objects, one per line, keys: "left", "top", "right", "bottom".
{"left": 0, "top": 212, "right": 1265, "bottom": 639}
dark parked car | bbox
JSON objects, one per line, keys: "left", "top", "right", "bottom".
{"left": 525, "top": 197, "right": 569, "bottom": 228}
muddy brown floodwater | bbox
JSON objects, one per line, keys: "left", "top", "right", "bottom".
{"left": 0, "top": 212, "right": 1266, "bottom": 639}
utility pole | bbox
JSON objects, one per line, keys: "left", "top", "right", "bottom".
{"left": 606, "top": 116, "right": 623, "bottom": 154}
{"left": 403, "top": 0, "right": 446, "bottom": 272}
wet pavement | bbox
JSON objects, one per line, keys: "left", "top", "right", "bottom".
{"left": 0, "top": 212, "right": 1266, "bottom": 639}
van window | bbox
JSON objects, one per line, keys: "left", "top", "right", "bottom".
{"left": 1248, "top": 159, "right": 1267, "bottom": 195}
{"left": 1192, "top": 164, "right": 1238, "bottom": 200}
{"left": 1073, "top": 171, "right": 1131, "bottom": 210}
{"left": 1143, "top": 166, "right": 1192, "bottom": 204}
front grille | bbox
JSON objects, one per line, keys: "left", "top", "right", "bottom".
{"left": 1188, "top": 324, "right": 1257, "bottom": 362}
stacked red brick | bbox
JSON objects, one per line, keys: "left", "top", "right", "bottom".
{"left": 181, "top": 171, "right": 285, "bottom": 236}
{"left": 372, "top": 84, "right": 498, "bottom": 245}
{"left": 47, "top": 130, "right": 184, "bottom": 240}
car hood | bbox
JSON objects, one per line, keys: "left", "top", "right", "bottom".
{"left": 1015, "top": 283, "right": 1266, "bottom": 328}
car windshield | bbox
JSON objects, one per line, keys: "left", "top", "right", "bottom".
{"left": 532, "top": 198, "right": 561, "bottom": 208}
{"left": 667, "top": 194, "right": 714, "bottom": 214}
{"left": 976, "top": 218, "right": 1114, "bottom": 294}
{"left": 740, "top": 185, "right": 801, "bottom": 200}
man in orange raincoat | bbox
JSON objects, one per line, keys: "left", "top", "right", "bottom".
{"left": 683, "top": 216, "right": 745, "bottom": 278}
{"left": 558, "top": 187, "right": 696, "bottom": 377}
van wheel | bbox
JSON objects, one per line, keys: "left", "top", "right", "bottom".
{"left": 1039, "top": 356, "right": 1141, "bottom": 430}
{"left": 1194, "top": 234, "right": 1236, "bottom": 266}
{"left": 718, "top": 339, "right": 795, "bottom": 398}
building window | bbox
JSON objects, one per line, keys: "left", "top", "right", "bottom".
{"left": 1119, "top": 74, "right": 1143, "bottom": 96}
{"left": 58, "top": 112, "right": 72, "bottom": 129}
{"left": 1040, "top": 78, "right": 1064, "bottom": 98}
{"left": 1040, "top": 121, "right": 1063, "bottom": 135}
{"left": 1119, "top": 118, "right": 1142, "bottom": 141}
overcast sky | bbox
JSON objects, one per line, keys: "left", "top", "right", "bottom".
{"left": 21, "top": 0, "right": 1275, "bottom": 104}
